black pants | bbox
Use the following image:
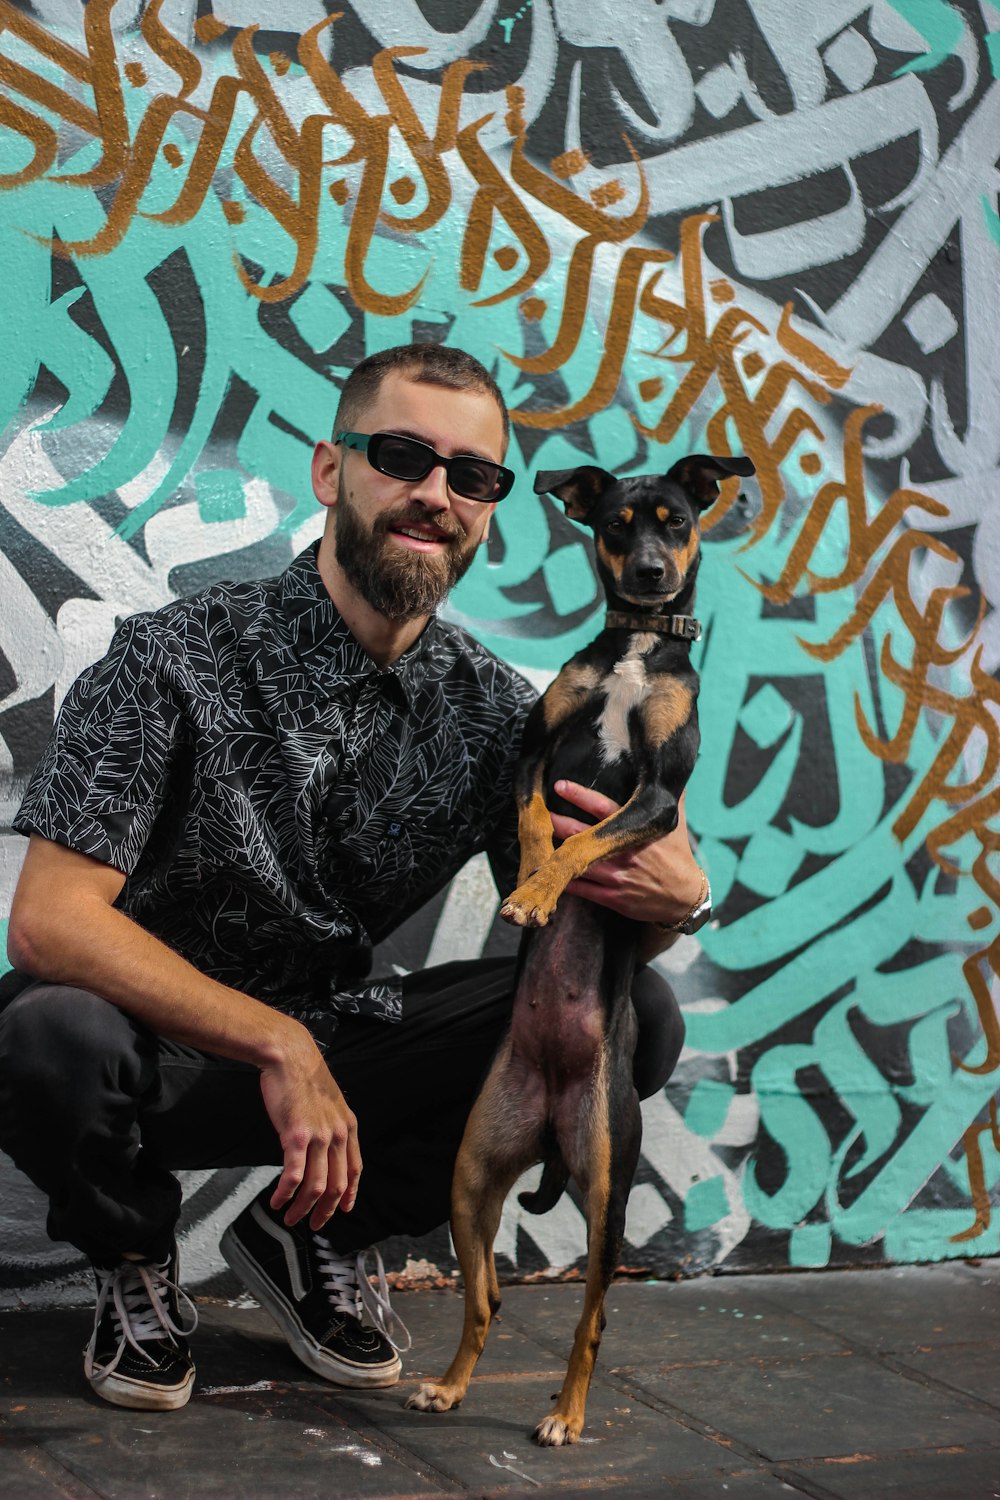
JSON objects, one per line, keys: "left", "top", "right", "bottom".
{"left": 0, "top": 958, "right": 684, "bottom": 1266}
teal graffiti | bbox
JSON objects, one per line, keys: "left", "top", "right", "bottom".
{"left": 887, "top": 0, "right": 967, "bottom": 73}
{"left": 0, "top": 11, "right": 996, "bottom": 1278}
{"left": 685, "top": 1176, "right": 730, "bottom": 1233}
{"left": 984, "top": 193, "right": 1000, "bottom": 247}
{"left": 499, "top": 1, "right": 534, "bottom": 44}
{"left": 989, "top": 31, "right": 1000, "bottom": 79}
{"left": 196, "top": 470, "right": 247, "bottom": 524}
{"left": 685, "top": 1079, "right": 735, "bottom": 1138}
{"left": 682, "top": 464, "right": 993, "bottom": 1260}
{"left": 789, "top": 1224, "right": 832, "bottom": 1268}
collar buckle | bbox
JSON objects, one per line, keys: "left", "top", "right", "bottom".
{"left": 604, "top": 611, "right": 702, "bottom": 641}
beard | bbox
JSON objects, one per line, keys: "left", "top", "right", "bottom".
{"left": 333, "top": 481, "right": 481, "bottom": 622}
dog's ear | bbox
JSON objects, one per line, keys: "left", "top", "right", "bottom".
{"left": 667, "top": 454, "right": 756, "bottom": 510}
{"left": 533, "top": 466, "right": 617, "bottom": 523}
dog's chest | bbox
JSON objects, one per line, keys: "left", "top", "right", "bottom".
{"left": 597, "top": 633, "right": 658, "bottom": 764}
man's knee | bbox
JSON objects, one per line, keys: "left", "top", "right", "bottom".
{"left": 631, "top": 967, "right": 686, "bottom": 1099}
{"left": 0, "top": 983, "right": 145, "bottom": 1102}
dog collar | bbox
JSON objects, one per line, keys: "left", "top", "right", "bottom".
{"left": 604, "top": 611, "right": 702, "bottom": 641}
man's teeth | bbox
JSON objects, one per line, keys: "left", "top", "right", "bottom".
{"left": 397, "top": 527, "right": 446, "bottom": 542}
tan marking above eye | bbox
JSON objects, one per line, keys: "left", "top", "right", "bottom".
{"left": 656, "top": 504, "right": 688, "bottom": 529}
{"left": 619, "top": 506, "right": 633, "bottom": 524}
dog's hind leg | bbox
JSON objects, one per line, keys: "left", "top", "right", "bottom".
{"left": 533, "top": 1063, "right": 642, "bottom": 1446}
{"left": 406, "top": 1044, "right": 541, "bottom": 1415}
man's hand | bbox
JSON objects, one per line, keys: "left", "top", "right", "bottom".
{"left": 549, "top": 780, "right": 705, "bottom": 927}
{"left": 259, "top": 1034, "right": 362, "bottom": 1232}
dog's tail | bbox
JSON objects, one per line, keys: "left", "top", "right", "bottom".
{"left": 518, "top": 1149, "right": 570, "bottom": 1215}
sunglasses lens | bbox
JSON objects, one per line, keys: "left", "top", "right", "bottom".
{"left": 448, "top": 456, "right": 503, "bottom": 501}
{"left": 372, "top": 434, "right": 432, "bottom": 482}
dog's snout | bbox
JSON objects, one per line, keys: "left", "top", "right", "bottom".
{"left": 624, "top": 547, "right": 677, "bottom": 598}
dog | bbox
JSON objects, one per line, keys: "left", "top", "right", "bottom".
{"left": 406, "top": 452, "right": 755, "bottom": 1445}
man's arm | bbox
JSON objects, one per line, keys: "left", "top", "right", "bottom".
{"left": 549, "top": 781, "right": 707, "bottom": 960}
{"left": 7, "top": 835, "right": 360, "bottom": 1232}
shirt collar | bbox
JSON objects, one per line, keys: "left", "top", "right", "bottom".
{"left": 277, "top": 543, "right": 433, "bottom": 709}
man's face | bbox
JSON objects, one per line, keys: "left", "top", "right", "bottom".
{"left": 319, "top": 372, "right": 505, "bottom": 623}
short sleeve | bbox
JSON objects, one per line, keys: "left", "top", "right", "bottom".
{"left": 14, "top": 614, "right": 185, "bottom": 875}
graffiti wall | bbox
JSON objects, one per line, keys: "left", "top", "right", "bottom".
{"left": 1, "top": 0, "right": 998, "bottom": 1303}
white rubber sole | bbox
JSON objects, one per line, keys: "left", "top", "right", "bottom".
{"left": 219, "top": 1225, "right": 401, "bottom": 1390}
{"left": 88, "top": 1367, "right": 195, "bottom": 1411}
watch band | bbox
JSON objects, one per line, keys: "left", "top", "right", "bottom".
{"left": 655, "top": 872, "right": 712, "bottom": 936}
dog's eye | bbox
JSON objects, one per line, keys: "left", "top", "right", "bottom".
{"left": 666, "top": 513, "right": 686, "bottom": 529}
{"left": 605, "top": 516, "right": 627, "bottom": 533}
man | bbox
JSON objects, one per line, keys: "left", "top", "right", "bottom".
{"left": 0, "top": 344, "right": 707, "bottom": 1411}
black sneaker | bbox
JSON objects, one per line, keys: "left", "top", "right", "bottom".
{"left": 84, "top": 1246, "right": 197, "bottom": 1410}
{"left": 220, "top": 1193, "right": 409, "bottom": 1388}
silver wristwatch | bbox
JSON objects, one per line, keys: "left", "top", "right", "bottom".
{"left": 657, "top": 876, "right": 713, "bottom": 936}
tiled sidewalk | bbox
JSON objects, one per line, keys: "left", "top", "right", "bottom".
{"left": 3, "top": 1261, "right": 999, "bottom": 1498}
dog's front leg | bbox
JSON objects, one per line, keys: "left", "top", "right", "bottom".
{"left": 513, "top": 760, "right": 556, "bottom": 887}
{"left": 502, "top": 782, "right": 679, "bottom": 928}
{"left": 511, "top": 662, "right": 605, "bottom": 887}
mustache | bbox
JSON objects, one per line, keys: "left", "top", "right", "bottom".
{"left": 373, "top": 504, "right": 467, "bottom": 545}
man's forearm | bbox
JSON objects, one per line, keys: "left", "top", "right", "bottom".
{"left": 8, "top": 850, "right": 308, "bottom": 1070}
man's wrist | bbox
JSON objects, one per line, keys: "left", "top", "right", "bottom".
{"left": 654, "top": 870, "right": 712, "bottom": 937}
{"left": 254, "top": 1011, "right": 316, "bottom": 1071}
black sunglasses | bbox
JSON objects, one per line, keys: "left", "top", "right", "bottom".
{"left": 334, "top": 431, "right": 515, "bottom": 503}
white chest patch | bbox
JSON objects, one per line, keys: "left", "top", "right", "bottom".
{"left": 598, "top": 634, "right": 657, "bottom": 764}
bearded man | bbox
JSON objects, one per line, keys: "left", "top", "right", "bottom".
{"left": 0, "top": 344, "right": 704, "bottom": 1409}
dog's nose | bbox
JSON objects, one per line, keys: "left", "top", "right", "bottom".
{"left": 635, "top": 560, "right": 666, "bottom": 583}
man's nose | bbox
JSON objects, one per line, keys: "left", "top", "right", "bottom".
{"left": 407, "top": 459, "right": 452, "bottom": 512}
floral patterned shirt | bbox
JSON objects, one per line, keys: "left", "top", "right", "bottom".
{"left": 15, "top": 544, "right": 535, "bottom": 1024}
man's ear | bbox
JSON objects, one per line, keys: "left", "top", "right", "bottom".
{"left": 667, "top": 453, "right": 756, "bottom": 510}
{"left": 312, "top": 439, "right": 342, "bottom": 510}
{"left": 533, "top": 465, "right": 617, "bottom": 523}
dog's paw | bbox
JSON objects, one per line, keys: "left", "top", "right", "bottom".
{"left": 405, "top": 1382, "right": 461, "bottom": 1414}
{"left": 533, "top": 1412, "right": 581, "bottom": 1446}
{"left": 500, "top": 889, "right": 552, "bottom": 928}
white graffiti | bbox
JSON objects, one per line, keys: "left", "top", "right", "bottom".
{"left": 0, "top": 0, "right": 997, "bottom": 1296}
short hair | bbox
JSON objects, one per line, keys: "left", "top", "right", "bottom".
{"left": 333, "top": 343, "right": 510, "bottom": 455}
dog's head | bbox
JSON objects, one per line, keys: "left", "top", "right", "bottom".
{"left": 534, "top": 454, "right": 755, "bottom": 609}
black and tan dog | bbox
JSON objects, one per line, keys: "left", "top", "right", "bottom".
{"left": 406, "top": 452, "right": 755, "bottom": 1445}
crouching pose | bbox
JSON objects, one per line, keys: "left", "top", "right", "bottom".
{"left": 0, "top": 343, "right": 701, "bottom": 1410}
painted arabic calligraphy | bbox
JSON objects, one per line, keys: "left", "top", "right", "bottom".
{"left": 0, "top": 0, "right": 998, "bottom": 1295}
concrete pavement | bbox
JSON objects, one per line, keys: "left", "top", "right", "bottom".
{"left": 3, "top": 1260, "right": 1000, "bottom": 1498}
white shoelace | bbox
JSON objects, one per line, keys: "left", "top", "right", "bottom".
{"left": 315, "top": 1241, "right": 412, "bottom": 1353}
{"left": 84, "top": 1258, "right": 199, "bottom": 1382}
